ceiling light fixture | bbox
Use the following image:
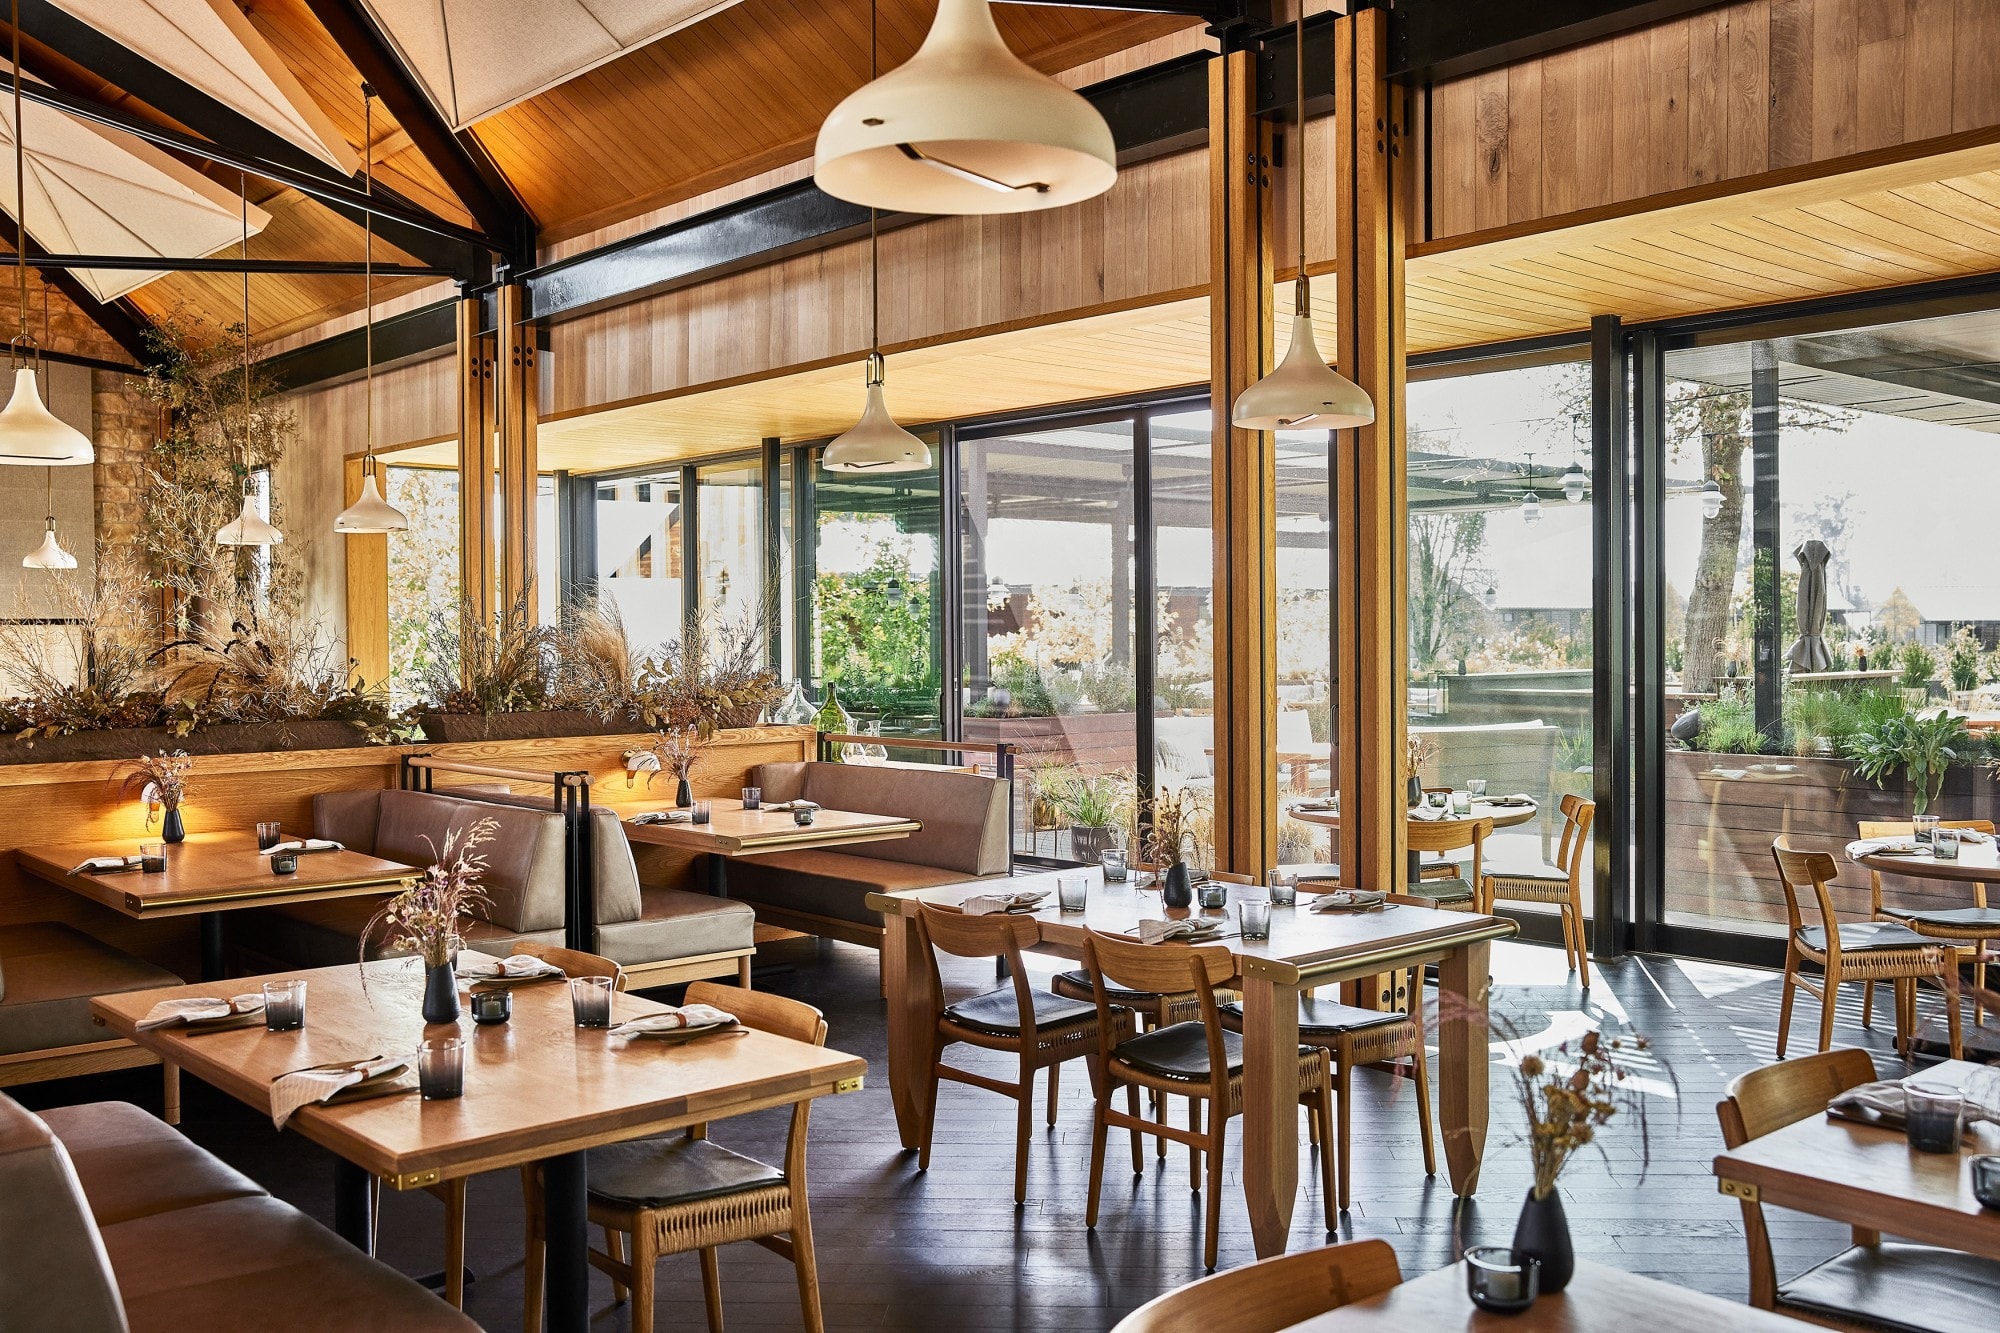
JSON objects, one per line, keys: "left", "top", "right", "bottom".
{"left": 0, "top": 0, "right": 90, "bottom": 467}
{"left": 21, "top": 468, "right": 72, "bottom": 568}
{"left": 215, "top": 171, "right": 281, "bottom": 548}
{"left": 814, "top": 0, "right": 1115, "bottom": 216}
{"left": 824, "top": 0, "right": 930, "bottom": 475}
{"left": 1232, "top": 3, "right": 1373, "bottom": 433}
{"left": 334, "top": 86, "right": 407, "bottom": 535}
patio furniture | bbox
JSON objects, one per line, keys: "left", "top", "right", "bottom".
{"left": 1402, "top": 815, "right": 1491, "bottom": 909}
{"left": 1481, "top": 794, "right": 1597, "bottom": 986}
{"left": 1770, "top": 841, "right": 1961, "bottom": 1060}
{"left": 1857, "top": 819, "right": 2000, "bottom": 1026}
{"left": 1109, "top": 1238, "right": 1402, "bottom": 1333}
{"left": 1412, "top": 720, "right": 1562, "bottom": 853}
{"left": 0, "top": 922, "right": 184, "bottom": 1116}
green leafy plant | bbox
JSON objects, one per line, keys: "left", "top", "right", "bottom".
{"left": 1899, "top": 640, "right": 1937, "bottom": 693}
{"left": 1043, "top": 769, "right": 1129, "bottom": 829}
{"left": 416, "top": 591, "right": 554, "bottom": 716}
{"left": 1846, "top": 710, "right": 1968, "bottom": 815}
{"left": 1946, "top": 627, "right": 1985, "bottom": 694}
{"left": 1693, "top": 688, "right": 1764, "bottom": 755}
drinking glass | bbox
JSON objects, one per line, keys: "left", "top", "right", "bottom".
{"left": 1265, "top": 870, "right": 1297, "bottom": 907}
{"left": 139, "top": 842, "right": 166, "bottom": 873}
{"left": 1466, "top": 779, "right": 1488, "bottom": 799}
{"left": 570, "top": 976, "right": 614, "bottom": 1029}
{"left": 1427, "top": 791, "right": 1449, "bottom": 811}
{"left": 1464, "top": 1246, "right": 1539, "bottom": 1313}
{"left": 1239, "top": 899, "right": 1272, "bottom": 940}
{"left": 471, "top": 988, "right": 512, "bottom": 1025}
{"left": 691, "top": 801, "right": 712, "bottom": 826}
{"left": 261, "top": 979, "right": 305, "bottom": 1031}
{"left": 1906, "top": 1083, "right": 1964, "bottom": 1153}
{"left": 1450, "top": 791, "right": 1472, "bottom": 816}
{"left": 418, "top": 1037, "right": 465, "bottom": 1100}
{"left": 740, "top": 786, "right": 762, "bottom": 810}
{"left": 1914, "top": 813, "right": 1940, "bottom": 844}
{"left": 1972, "top": 1154, "right": 2000, "bottom": 1210}
{"left": 256, "top": 821, "right": 283, "bottom": 851}
{"left": 1936, "top": 827, "right": 1962, "bottom": 861}
{"left": 1099, "top": 847, "right": 1129, "bottom": 883}
{"left": 1056, "top": 874, "right": 1089, "bottom": 913}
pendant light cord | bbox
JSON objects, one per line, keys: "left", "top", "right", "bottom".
{"left": 11, "top": 0, "right": 28, "bottom": 349}
{"left": 362, "top": 86, "right": 375, "bottom": 476}
{"left": 866, "top": 0, "right": 882, "bottom": 388}
{"left": 240, "top": 171, "right": 252, "bottom": 483}
{"left": 1293, "top": 0, "right": 1308, "bottom": 318}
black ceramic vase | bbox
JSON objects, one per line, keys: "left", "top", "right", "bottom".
{"left": 1407, "top": 774, "right": 1422, "bottom": 807}
{"left": 423, "top": 962, "right": 460, "bottom": 1025}
{"left": 1162, "top": 862, "right": 1193, "bottom": 909}
{"left": 161, "top": 807, "right": 186, "bottom": 844}
{"left": 676, "top": 778, "right": 693, "bottom": 808}
{"left": 1512, "top": 1188, "right": 1574, "bottom": 1294}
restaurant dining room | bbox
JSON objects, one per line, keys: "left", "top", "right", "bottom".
{"left": 12, "top": 0, "right": 2000, "bottom": 1330}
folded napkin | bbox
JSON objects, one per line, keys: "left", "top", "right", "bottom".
{"left": 1311, "top": 889, "right": 1386, "bottom": 913}
{"left": 262, "top": 838, "right": 342, "bottom": 856}
{"left": 1137, "top": 917, "right": 1230, "bottom": 945}
{"left": 137, "top": 993, "right": 265, "bottom": 1030}
{"left": 761, "top": 799, "right": 820, "bottom": 813}
{"left": 456, "top": 953, "right": 564, "bottom": 981}
{"left": 629, "top": 810, "right": 694, "bottom": 826}
{"left": 608, "top": 1003, "right": 739, "bottom": 1041}
{"left": 1828, "top": 1078, "right": 1997, "bottom": 1131}
{"left": 71, "top": 855, "right": 142, "bottom": 875}
{"left": 1409, "top": 806, "right": 1448, "bottom": 822}
{"left": 1959, "top": 829, "right": 1994, "bottom": 845}
{"left": 271, "top": 1055, "right": 407, "bottom": 1130}
{"left": 1485, "top": 794, "right": 1537, "bottom": 807}
{"left": 1849, "top": 838, "right": 1926, "bottom": 857}
{"left": 1291, "top": 799, "right": 1338, "bottom": 813}
{"left": 962, "top": 890, "right": 1050, "bottom": 916}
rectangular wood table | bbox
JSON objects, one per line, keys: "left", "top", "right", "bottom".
{"left": 19, "top": 830, "right": 420, "bottom": 980}
{"left": 93, "top": 956, "right": 867, "bottom": 1333}
{"left": 869, "top": 867, "right": 1517, "bottom": 1258}
{"left": 1712, "top": 1057, "right": 2000, "bottom": 1261}
{"left": 1278, "top": 1258, "right": 1805, "bottom": 1330}
{"left": 625, "top": 797, "right": 922, "bottom": 898}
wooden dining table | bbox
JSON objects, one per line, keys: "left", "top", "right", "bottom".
{"left": 92, "top": 955, "right": 867, "bottom": 1333}
{"left": 1712, "top": 1058, "right": 2000, "bottom": 1263}
{"left": 18, "top": 830, "right": 420, "bottom": 980}
{"left": 624, "top": 797, "right": 921, "bottom": 895}
{"left": 1851, "top": 835, "right": 2000, "bottom": 887}
{"left": 868, "top": 867, "right": 1517, "bottom": 1259}
{"left": 1287, "top": 798, "right": 1540, "bottom": 886}
{"left": 1277, "top": 1258, "right": 1805, "bottom": 1330}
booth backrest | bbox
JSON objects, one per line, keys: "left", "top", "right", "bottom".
{"left": 312, "top": 789, "right": 570, "bottom": 934}
{"left": 751, "top": 761, "right": 1010, "bottom": 876}
{"left": 437, "top": 789, "right": 646, "bottom": 926}
{"left": 0, "top": 1095, "right": 128, "bottom": 1332}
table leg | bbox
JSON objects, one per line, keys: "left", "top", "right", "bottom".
{"left": 881, "top": 909, "right": 928, "bottom": 1151}
{"left": 1241, "top": 971, "right": 1303, "bottom": 1258}
{"left": 332, "top": 1157, "right": 373, "bottom": 1252}
{"left": 706, "top": 853, "right": 729, "bottom": 898}
{"left": 542, "top": 1149, "right": 588, "bottom": 1333}
{"left": 1407, "top": 849, "right": 1422, "bottom": 890}
{"left": 199, "top": 912, "right": 225, "bottom": 981}
{"left": 1437, "top": 939, "right": 1492, "bottom": 1196}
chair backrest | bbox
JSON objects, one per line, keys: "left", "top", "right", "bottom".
{"left": 1109, "top": 1239, "right": 1402, "bottom": 1333}
{"left": 440, "top": 788, "right": 647, "bottom": 926}
{"left": 1718, "top": 1047, "right": 1877, "bottom": 1148}
{"left": 685, "top": 981, "right": 827, "bottom": 1183}
{"left": 317, "top": 789, "right": 570, "bottom": 934}
{"left": 1554, "top": 795, "right": 1596, "bottom": 885}
{"left": 1770, "top": 838, "right": 1839, "bottom": 941}
{"left": 914, "top": 903, "right": 1040, "bottom": 1039}
{"left": 0, "top": 1094, "right": 129, "bottom": 1332}
{"left": 1082, "top": 928, "right": 1236, "bottom": 1096}
{"left": 510, "top": 940, "right": 626, "bottom": 991}
{"left": 1858, "top": 819, "right": 1995, "bottom": 837}
{"left": 1407, "top": 815, "right": 1492, "bottom": 885}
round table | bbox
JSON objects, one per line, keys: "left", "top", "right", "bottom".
{"left": 1286, "top": 798, "right": 1540, "bottom": 887}
{"left": 1850, "top": 838, "right": 2000, "bottom": 885}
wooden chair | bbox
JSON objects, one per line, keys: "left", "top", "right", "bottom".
{"left": 912, "top": 902, "right": 1119, "bottom": 1204}
{"left": 1770, "top": 841, "right": 1960, "bottom": 1061}
{"left": 1403, "top": 815, "right": 1491, "bottom": 910}
{"left": 1857, "top": 819, "right": 2000, "bottom": 1026}
{"left": 523, "top": 983, "right": 828, "bottom": 1333}
{"left": 1109, "top": 1238, "right": 1403, "bottom": 1333}
{"left": 1481, "top": 794, "right": 1596, "bottom": 986}
{"left": 1080, "top": 928, "right": 1335, "bottom": 1270}
{"left": 1718, "top": 1048, "right": 2000, "bottom": 1328}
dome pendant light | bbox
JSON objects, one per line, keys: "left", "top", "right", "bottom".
{"left": 1700, "top": 478, "right": 1724, "bottom": 521}
{"left": 21, "top": 467, "right": 73, "bottom": 568}
{"left": 824, "top": 3, "right": 930, "bottom": 475}
{"left": 1520, "top": 454, "right": 1542, "bottom": 526}
{"left": 334, "top": 87, "right": 407, "bottom": 535}
{"left": 814, "top": 0, "right": 1115, "bottom": 216}
{"left": 1232, "top": 4, "right": 1373, "bottom": 433}
{"left": 0, "top": 0, "right": 90, "bottom": 467}
{"left": 1561, "top": 460, "right": 1587, "bottom": 504}
{"left": 215, "top": 173, "right": 282, "bottom": 548}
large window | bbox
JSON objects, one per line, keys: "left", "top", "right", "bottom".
{"left": 594, "top": 471, "right": 686, "bottom": 649}
{"left": 1149, "top": 408, "right": 1215, "bottom": 871}
{"left": 385, "top": 464, "right": 460, "bottom": 705}
{"left": 695, "top": 457, "right": 764, "bottom": 632}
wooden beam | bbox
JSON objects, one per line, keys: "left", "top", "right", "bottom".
{"left": 1207, "top": 48, "right": 1277, "bottom": 881}
{"left": 495, "top": 283, "right": 538, "bottom": 616}
{"left": 341, "top": 455, "right": 389, "bottom": 690}
{"left": 1333, "top": 7, "right": 1410, "bottom": 898}
{"left": 456, "top": 295, "right": 494, "bottom": 629}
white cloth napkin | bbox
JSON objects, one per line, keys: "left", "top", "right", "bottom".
{"left": 262, "top": 838, "right": 342, "bottom": 856}
{"left": 1488, "top": 793, "right": 1537, "bottom": 807}
{"left": 270, "top": 1055, "right": 406, "bottom": 1130}
{"left": 137, "top": 993, "right": 264, "bottom": 1030}
{"left": 608, "top": 1004, "right": 739, "bottom": 1040}
{"left": 761, "top": 799, "right": 820, "bottom": 813}
{"left": 961, "top": 890, "right": 1049, "bottom": 916}
{"left": 1137, "top": 917, "right": 1229, "bottom": 945}
{"left": 1848, "top": 837, "right": 1926, "bottom": 857}
{"left": 1310, "top": 889, "right": 1386, "bottom": 913}
{"left": 629, "top": 810, "right": 694, "bottom": 825}
{"left": 1409, "top": 806, "right": 1448, "bottom": 822}
{"left": 456, "top": 953, "right": 564, "bottom": 980}
{"left": 71, "top": 855, "right": 142, "bottom": 875}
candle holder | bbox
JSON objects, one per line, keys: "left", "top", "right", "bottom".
{"left": 570, "top": 976, "right": 614, "bottom": 1028}
{"left": 1465, "top": 1246, "right": 1539, "bottom": 1313}
{"left": 1972, "top": 1154, "right": 2000, "bottom": 1210}
{"left": 261, "top": 978, "right": 306, "bottom": 1031}
{"left": 793, "top": 807, "right": 817, "bottom": 827}
{"left": 1197, "top": 879, "right": 1229, "bottom": 910}
{"left": 418, "top": 1037, "right": 464, "bottom": 1100}
{"left": 470, "top": 988, "right": 512, "bottom": 1025}
{"left": 271, "top": 851, "right": 298, "bottom": 875}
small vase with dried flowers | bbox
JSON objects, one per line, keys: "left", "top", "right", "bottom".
{"left": 1141, "top": 785, "right": 1205, "bottom": 909}
{"left": 120, "top": 751, "right": 195, "bottom": 844}
{"left": 1404, "top": 733, "right": 1436, "bottom": 807}
{"left": 648, "top": 726, "right": 701, "bottom": 808}
{"left": 358, "top": 817, "right": 497, "bottom": 1025}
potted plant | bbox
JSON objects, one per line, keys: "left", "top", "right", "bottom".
{"left": 1141, "top": 785, "right": 1204, "bottom": 909}
{"left": 1046, "top": 769, "right": 1128, "bottom": 865}
{"left": 412, "top": 594, "right": 586, "bottom": 742}
{"left": 1898, "top": 640, "right": 1937, "bottom": 707}
{"left": 1846, "top": 710, "right": 1969, "bottom": 817}
{"left": 358, "top": 816, "right": 497, "bottom": 1025}
{"left": 119, "top": 751, "right": 194, "bottom": 843}
{"left": 1946, "top": 627, "right": 1985, "bottom": 710}
{"left": 646, "top": 726, "right": 701, "bottom": 808}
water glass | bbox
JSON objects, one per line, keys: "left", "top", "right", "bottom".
{"left": 261, "top": 979, "right": 305, "bottom": 1031}
{"left": 740, "top": 786, "right": 762, "bottom": 810}
{"left": 1427, "top": 791, "right": 1449, "bottom": 811}
{"left": 1905, "top": 1083, "right": 1964, "bottom": 1153}
{"left": 1198, "top": 879, "right": 1229, "bottom": 910}
{"left": 470, "top": 988, "right": 512, "bottom": 1025}
{"left": 1464, "top": 1246, "right": 1539, "bottom": 1313}
{"left": 418, "top": 1037, "right": 465, "bottom": 1100}
{"left": 256, "top": 821, "right": 283, "bottom": 851}
{"left": 1936, "top": 827, "right": 1962, "bottom": 861}
{"left": 1057, "top": 874, "right": 1089, "bottom": 913}
{"left": 570, "top": 976, "right": 614, "bottom": 1028}
{"left": 1239, "top": 898, "right": 1272, "bottom": 940}
{"left": 1450, "top": 791, "right": 1473, "bottom": 816}
{"left": 691, "top": 801, "right": 712, "bottom": 826}
{"left": 1099, "top": 846, "right": 1129, "bottom": 883}
{"left": 139, "top": 841, "right": 166, "bottom": 873}
{"left": 1466, "top": 779, "right": 1488, "bottom": 799}
{"left": 1265, "top": 870, "right": 1297, "bottom": 907}
{"left": 1914, "top": 813, "right": 1940, "bottom": 844}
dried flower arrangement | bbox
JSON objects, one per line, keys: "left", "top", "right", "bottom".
{"left": 1405, "top": 732, "right": 1437, "bottom": 779}
{"left": 358, "top": 817, "right": 498, "bottom": 970}
{"left": 153, "top": 584, "right": 390, "bottom": 736}
{"left": 1138, "top": 784, "right": 1206, "bottom": 868}
{"left": 1508, "top": 1024, "right": 1663, "bottom": 1200}
{"left": 118, "top": 751, "right": 194, "bottom": 828}
{"left": 645, "top": 726, "right": 701, "bottom": 788}
{"left": 416, "top": 591, "right": 555, "bottom": 716}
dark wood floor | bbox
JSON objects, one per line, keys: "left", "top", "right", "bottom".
{"left": 18, "top": 936, "right": 1964, "bottom": 1331}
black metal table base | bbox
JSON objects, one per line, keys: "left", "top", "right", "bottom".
{"left": 199, "top": 912, "right": 225, "bottom": 981}
{"left": 332, "top": 1157, "right": 373, "bottom": 1252}
{"left": 542, "top": 1149, "right": 589, "bottom": 1332}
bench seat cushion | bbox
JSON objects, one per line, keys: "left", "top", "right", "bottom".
{"left": 0, "top": 923, "right": 183, "bottom": 1057}
{"left": 232, "top": 896, "right": 562, "bottom": 972}
{"left": 100, "top": 1194, "right": 479, "bottom": 1332}
{"left": 40, "top": 1100, "right": 264, "bottom": 1227}
{"left": 723, "top": 849, "right": 998, "bottom": 928}
{"left": 595, "top": 886, "right": 756, "bottom": 966}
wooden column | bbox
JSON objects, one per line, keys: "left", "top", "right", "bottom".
{"left": 456, "top": 294, "right": 495, "bottom": 627}
{"left": 1207, "top": 45, "right": 1278, "bottom": 881}
{"left": 341, "top": 455, "right": 389, "bottom": 688}
{"left": 496, "top": 282, "right": 539, "bottom": 616}
{"left": 1332, "top": 7, "right": 1409, "bottom": 894}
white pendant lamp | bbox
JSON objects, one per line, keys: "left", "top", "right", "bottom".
{"left": 1519, "top": 453, "right": 1542, "bottom": 525}
{"left": 21, "top": 469, "right": 72, "bottom": 568}
{"left": 1700, "top": 479, "right": 1724, "bottom": 521}
{"left": 0, "top": 1, "right": 90, "bottom": 467}
{"left": 1232, "top": 5, "right": 1373, "bottom": 433}
{"left": 1561, "top": 460, "right": 1587, "bottom": 504}
{"left": 814, "top": 0, "right": 1114, "bottom": 216}
{"left": 216, "top": 490, "right": 283, "bottom": 546}
{"left": 334, "top": 87, "right": 407, "bottom": 535}
{"left": 214, "top": 172, "right": 281, "bottom": 548}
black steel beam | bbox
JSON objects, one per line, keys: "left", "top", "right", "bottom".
{"left": 299, "top": 0, "right": 534, "bottom": 264}
{"left": 0, "top": 213, "right": 146, "bottom": 365}
{"left": 1388, "top": 0, "right": 1734, "bottom": 84}
{"left": 261, "top": 297, "right": 458, "bottom": 391}
{"left": 1589, "top": 314, "right": 1628, "bottom": 960}
{"left": 992, "top": 0, "right": 1234, "bottom": 16}
{"left": 30, "top": 253, "right": 452, "bottom": 277}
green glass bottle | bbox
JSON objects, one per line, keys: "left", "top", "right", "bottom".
{"left": 814, "top": 685, "right": 852, "bottom": 737}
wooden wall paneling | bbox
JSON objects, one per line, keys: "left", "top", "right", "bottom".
{"left": 495, "top": 283, "right": 538, "bottom": 614}
{"left": 1906, "top": 0, "right": 1956, "bottom": 141}
{"left": 1206, "top": 48, "right": 1277, "bottom": 884}
{"left": 342, "top": 454, "right": 390, "bottom": 688}
{"left": 456, "top": 297, "right": 496, "bottom": 628}
{"left": 1726, "top": 1, "right": 1773, "bottom": 176}
{"left": 1951, "top": 0, "right": 2000, "bottom": 131}
{"left": 1809, "top": 0, "right": 1859, "bottom": 161}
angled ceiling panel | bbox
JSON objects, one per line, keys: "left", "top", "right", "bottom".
{"left": 48, "top": 0, "right": 359, "bottom": 173}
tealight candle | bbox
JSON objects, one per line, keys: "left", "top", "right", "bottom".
{"left": 470, "top": 988, "right": 512, "bottom": 1025}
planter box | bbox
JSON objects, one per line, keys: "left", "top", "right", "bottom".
{"left": 0, "top": 718, "right": 374, "bottom": 767}
{"left": 417, "top": 710, "right": 622, "bottom": 744}
{"left": 964, "top": 711, "right": 1139, "bottom": 771}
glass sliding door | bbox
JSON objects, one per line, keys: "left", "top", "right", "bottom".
{"left": 594, "top": 471, "right": 686, "bottom": 651}
{"left": 695, "top": 457, "right": 765, "bottom": 637}
{"left": 1276, "top": 432, "right": 1334, "bottom": 869}
{"left": 1148, "top": 407, "right": 1216, "bottom": 871}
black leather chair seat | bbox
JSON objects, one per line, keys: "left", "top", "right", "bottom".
{"left": 1404, "top": 876, "right": 1476, "bottom": 905}
{"left": 586, "top": 1136, "right": 784, "bottom": 1210}
{"left": 943, "top": 986, "right": 1096, "bottom": 1036}
{"left": 1218, "top": 996, "right": 1407, "bottom": 1038}
{"left": 1780, "top": 1241, "right": 2000, "bottom": 1333}
{"left": 1113, "top": 1022, "right": 1242, "bottom": 1081}
{"left": 1796, "top": 921, "right": 1932, "bottom": 953}
{"left": 1052, "top": 969, "right": 1167, "bottom": 1008}
{"left": 1880, "top": 905, "right": 2000, "bottom": 931}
